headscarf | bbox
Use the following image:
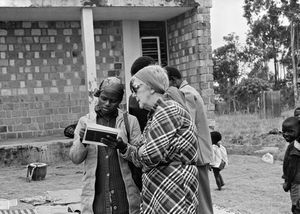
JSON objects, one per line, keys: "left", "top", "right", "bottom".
{"left": 94, "top": 77, "right": 124, "bottom": 101}
{"left": 132, "top": 65, "right": 169, "bottom": 94}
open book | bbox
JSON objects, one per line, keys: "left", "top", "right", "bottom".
{"left": 82, "top": 123, "right": 119, "bottom": 146}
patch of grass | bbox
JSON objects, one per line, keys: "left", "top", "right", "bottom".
{"left": 210, "top": 113, "right": 293, "bottom": 213}
{"left": 215, "top": 113, "right": 288, "bottom": 159}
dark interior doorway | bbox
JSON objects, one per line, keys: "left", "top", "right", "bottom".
{"left": 139, "top": 21, "right": 168, "bottom": 67}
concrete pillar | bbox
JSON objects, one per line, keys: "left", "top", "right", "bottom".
{"left": 81, "top": 8, "right": 98, "bottom": 114}
{"left": 122, "top": 20, "right": 141, "bottom": 109}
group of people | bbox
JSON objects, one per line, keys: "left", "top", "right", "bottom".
{"left": 65, "top": 53, "right": 300, "bottom": 214}
{"left": 69, "top": 56, "right": 227, "bottom": 214}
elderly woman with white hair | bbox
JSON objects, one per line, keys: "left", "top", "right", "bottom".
{"left": 102, "top": 65, "right": 199, "bottom": 213}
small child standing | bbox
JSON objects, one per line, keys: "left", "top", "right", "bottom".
{"left": 282, "top": 117, "right": 300, "bottom": 214}
{"left": 210, "top": 131, "right": 228, "bottom": 190}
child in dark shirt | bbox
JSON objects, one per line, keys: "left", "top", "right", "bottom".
{"left": 282, "top": 117, "right": 300, "bottom": 214}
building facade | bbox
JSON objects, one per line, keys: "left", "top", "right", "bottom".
{"left": 0, "top": 0, "right": 214, "bottom": 140}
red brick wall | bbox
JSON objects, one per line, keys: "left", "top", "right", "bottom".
{"left": 167, "top": 6, "right": 215, "bottom": 124}
{"left": 0, "top": 21, "right": 124, "bottom": 140}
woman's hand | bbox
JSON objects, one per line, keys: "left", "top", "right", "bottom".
{"left": 282, "top": 182, "right": 291, "bottom": 192}
{"left": 138, "top": 145, "right": 145, "bottom": 157}
{"left": 101, "top": 135, "right": 128, "bottom": 153}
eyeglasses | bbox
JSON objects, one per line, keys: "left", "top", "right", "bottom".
{"left": 130, "top": 80, "right": 142, "bottom": 94}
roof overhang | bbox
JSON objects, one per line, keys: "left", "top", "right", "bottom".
{"left": 0, "top": 7, "right": 193, "bottom": 21}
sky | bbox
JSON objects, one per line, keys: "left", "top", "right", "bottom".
{"left": 211, "top": 0, "right": 248, "bottom": 49}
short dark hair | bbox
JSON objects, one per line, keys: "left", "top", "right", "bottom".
{"left": 210, "top": 131, "right": 222, "bottom": 145}
{"left": 283, "top": 117, "right": 300, "bottom": 128}
{"left": 164, "top": 66, "right": 182, "bottom": 80}
{"left": 130, "top": 56, "right": 156, "bottom": 76}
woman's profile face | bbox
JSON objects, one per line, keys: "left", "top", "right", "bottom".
{"left": 130, "top": 78, "right": 153, "bottom": 110}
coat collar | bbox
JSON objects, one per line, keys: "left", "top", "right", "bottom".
{"left": 179, "top": 80, "right": 189, "bottom": 89}
{"left": 295, "top": 140, "right": 300, "bottom": 150}
{"left": 88, "top": 108, "right": 125, "bottom": 124}
{"left": 290, "top": 141, "right": 300, "bottom": 156}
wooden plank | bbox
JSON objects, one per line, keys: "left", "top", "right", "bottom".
{"left": 260, "top": 91, "right": 281, "bottom": 118}
{"left": 81, "top": 8, "right": 98, "bottom": 114}
{"left": 122, "top": 20, "right": 141, "bottom": 109}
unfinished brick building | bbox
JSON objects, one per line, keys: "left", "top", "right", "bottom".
{"left": 0, "top": 0, "right": 214, "bottom": 140}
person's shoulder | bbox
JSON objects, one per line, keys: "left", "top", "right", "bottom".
{"left": 79, "top": 114, "right": 89, "bottom": 121}
{"left": 76, "top": 114, "right": 91, "bottom": 126}
{"left": 181, "top": 83, "right": 197, "bottom": 92}
{"left": 285, "top": 143, "right": 295, "bottom": 155}
{"left": 212, "top": 144, "right": 220, "bottom": 151}
{"left": 155, "top": 99, "right": 182, "bottom": 115}
{"left": 220, "top": 144, "right": 226, "bottom": 149}
{"left": 180, "top": 84, "right": 194, "bottom": 94}
{"left": 287, "top": 142, "right": 294, "bottom": 150}
{"left": 119, "top": 109, "right": 138, "bottom": 121}
{"left": 127, "top": 112, "right": 139, "bottom": 122}
{"left": 162, "top": 99, "right": 186, "bottom": 111}
{"left": 212, "top": 144, "right": 218, "bottom": 148}
{"left": 181, "top": 84, "right": 203, "bottom": 100}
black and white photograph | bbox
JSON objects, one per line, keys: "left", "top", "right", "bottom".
{"left": 0, "top": 0, "right": 299, "bottom": 213}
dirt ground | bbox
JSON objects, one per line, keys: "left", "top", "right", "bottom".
{"left": 209, "top": 155, "right": 290, "bottom": 214}
{"left": 0, "top": 161, "right": 82, "bottom": 209}
{"left": 0, "top": 155, "right": 291, "bottom": 214}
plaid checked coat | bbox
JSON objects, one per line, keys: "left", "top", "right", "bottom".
{"left": 123, "top": 98, "right": 199, "bottom": 214}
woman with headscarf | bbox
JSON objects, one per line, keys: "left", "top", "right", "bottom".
{"left": 69, "top": 77, "right": 141, "bottom": 214}
{"left": 102, "top": 65, "right": 199, "bottom": 213}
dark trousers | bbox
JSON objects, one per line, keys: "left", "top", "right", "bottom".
{"left": 196, "top": 165, "right": 214, "bottom": 214}
{"left": 212, "top": 167, "right": 224, "bottom": 190}
{"left": 292, "top": 205, "right": 300, "bottom": 214}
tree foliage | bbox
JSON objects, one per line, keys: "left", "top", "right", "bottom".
{"left": 213, "top": 33, "right": 240, "bottom": 98}
{"left": 243, "top": 0, "right": 289, "bottom": 88}
{"left": 213, "top": 1, "right": 300, "bottom": 112}
{"left": 232, "top": 77, "right": 270, "bottom": 112}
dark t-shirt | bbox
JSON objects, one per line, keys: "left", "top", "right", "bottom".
{"left": 128, "top": 95, "right": 148, "bottom": 132}
{"left": 283, "top": 142, "right": 300, "bottom": 184}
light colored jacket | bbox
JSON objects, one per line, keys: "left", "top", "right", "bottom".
{"left": 69, "top": 109, "right": 141, "bottom": 214}
{"left": 180, "top": 80, "right": 213, "bottom": 165}
{"left": 211, "top": 144, "right": 228, "bottom": 168}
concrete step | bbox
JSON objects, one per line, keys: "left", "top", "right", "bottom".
{"left": 0, "top": 136, "right": 73, "bottom": 166}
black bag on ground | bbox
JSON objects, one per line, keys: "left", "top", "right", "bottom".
{"left": 123, "top": 112, "right": 143, "bottom": 191}
{"left": 64, "top": 123, "right": 77, "bottom": 139}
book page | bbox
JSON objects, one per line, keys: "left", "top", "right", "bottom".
{"left": 82, "top": 123, "right": 119, "bottom": 146}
